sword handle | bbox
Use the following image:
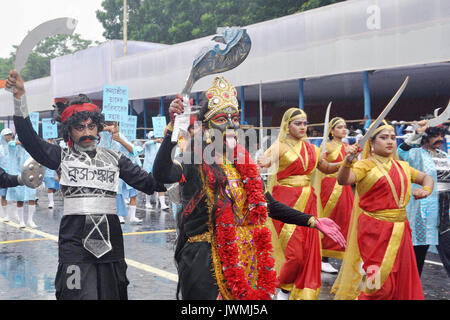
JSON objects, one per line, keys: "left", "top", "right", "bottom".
{"left": 182, "top": 94, "right": 191, "bottom": 114}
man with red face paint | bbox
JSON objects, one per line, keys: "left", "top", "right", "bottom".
{"left": 153, "top": 76, "right": 346, "bottom": 300}
{"left": 6, "top": 70, "right": 158, "bottom": 300}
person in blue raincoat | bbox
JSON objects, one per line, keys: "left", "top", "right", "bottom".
{"left": 43, "top": 138, "right": 60, "bottom": 209}
{"left": 398, "top": 120, "right": 450, "bottom": 278}
{"left": 142, "top": 131, "right": 168, "bottom": 210}
{"left": 99, "top": 122, "right": 142, "bottom": 224}
{"left": 0, "top": 128, "right": 13, "bottom": 219}
{"left": 5, "top": 134, "right": 38, "bottom": 228}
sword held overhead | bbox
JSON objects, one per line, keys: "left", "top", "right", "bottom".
{"left": 427, "top": 99, "right": 450, "bottom": 128}
{"left": 388, "top": 99, "right": 450, "bottom": 129}
{"left": 347, "top": 76, "right": 409, "bottom": 161}
{"left": 172, "top": 27, "right": 252, "bottom": 142}
{"left": 319, "top": 102, "right": 333, "bottom": 156}
{"left": 4, "top": 18, "right": 78, "bottom": 189}
{"left": 5, "top": 18, "right": 78, "bottom": 93}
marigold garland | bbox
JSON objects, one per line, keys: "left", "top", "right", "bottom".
{"left": 202, "top": 144, "right": 277, "bottom": 300}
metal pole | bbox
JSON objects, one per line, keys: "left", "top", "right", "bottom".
{"left": 259, "top": 81, "right": 263, "bottom": 145}
{"left": 160, "top": 97, "right": 165, "bottom": 116}
{"left": 143, "top": 100, "right": 148, "bottom": 137}
{"left": 363, "top": 71, "right": 371, "bottom": 119}
{"left": 123, "top": 0, "right": 128, "bottom": 56}
{"left": 129, "top": 100, "right": 134, "bottom": 116}
{"left": 240, "top": 87, "right": 245, "bottom": 125}
{"left": 299, "top": 78, "right": 304, "bottom": 110}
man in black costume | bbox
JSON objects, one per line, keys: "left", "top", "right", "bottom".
{"left": 154, "top": 76, "right": 346, "bottom": 300}
{"left": 6, "top": 70, "right": 158, "bottom": 300}
{"left": 0, "top": 167, "right": 24, "bottom": 189}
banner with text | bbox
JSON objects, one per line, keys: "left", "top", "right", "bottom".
{"left": 29, "top": 112, "right": 40, "bottom": 134}
{"left": 102, "top": 85, "right": 129, "bottom": 122}
{"left": 152, "top": 116, "right": 167, "bottom": 138}
{"left": 42, "top": 119, "right": 58, "bottom": 140}
{"left": 120, "top": 115, "right": 138, "bottom": 142}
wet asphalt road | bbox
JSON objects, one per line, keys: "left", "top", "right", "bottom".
{"left": 0, "top": 189, "right": 448, "bottom": 300}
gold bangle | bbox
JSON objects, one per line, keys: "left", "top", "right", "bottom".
{"left": 422, "top": 186, "right": 433, "bottom": 193}
{"left": 307, "top": 216, "right": 317, "bottom": 228}
{"left": 343, "top": 161, "right": 353, "bottom": 168}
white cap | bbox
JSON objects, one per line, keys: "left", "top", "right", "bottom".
{"left": 147, "top": 131, "right": 154, "bottom": 139}
{"left": 1, "top": 128, "right": 13, "bottom": 136}
{"left": 355, "top": 129, "right": 362, "bottom": 135}
{"left": 404, "top": 125, "right": 414, "bottom": 133}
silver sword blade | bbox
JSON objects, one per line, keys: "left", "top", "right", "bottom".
{"left": 428, "top": 99, "right": 450, "bottom": 127}
{"left": 15, "top": 18, "right": 78, "bottom": 73}
{"left": 5, "top": 18, "right": 78, "bottom": 93}
{"left": 358, "top": 76, "right": 409, "bottom": 149}
{"left": 434, "top": 107, "right": 442, "bottom": 118}
{"left": 319, "top": 102, "right": 332, "bottom": 155}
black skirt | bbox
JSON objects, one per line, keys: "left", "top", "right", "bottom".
{"left": 55, "top": 260, "right": 129, "bottom": 300}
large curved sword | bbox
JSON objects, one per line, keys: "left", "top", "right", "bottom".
{"left": 319, "top": 102, "right": 333, "bottom": 156}
{"left": 5, "top": 17, "right": 78, "bottom": 92}
{"left": 172, "top": 26, "right": 252, "bottom": 142}
{"left": 181, "top": 27, "right": 252, "bottom": 98}
{"left": 4, "top": 18, "right": 77, "bottom": 189}
{"left": 428, "top": 99, "right": 450, "bottom": 127}
{"left": 348, "top": 76, "right": 409, "bottom": 160}
{"left": 403, "top": 99, "right": 450, "bottom": 131}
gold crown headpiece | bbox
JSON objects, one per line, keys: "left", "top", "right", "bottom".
{"left": 204, "top": 76, "right": 239, "bottom": 122}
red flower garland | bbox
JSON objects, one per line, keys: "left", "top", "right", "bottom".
{"left": 203, "top": 144, "right": 277, "bottom": 300}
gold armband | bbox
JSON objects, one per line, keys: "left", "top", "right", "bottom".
{"left": 335, "top": 160, "right": 345, "bottom": 169}
{"left": 422, "top": 186, "right": 433, "bottom": 194}
{"left": 165, "top": 122, "right": 174, "bottom": 132}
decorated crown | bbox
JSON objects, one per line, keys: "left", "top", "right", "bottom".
{"left": 204, "top": 76, "right": 239, "bottom": 122}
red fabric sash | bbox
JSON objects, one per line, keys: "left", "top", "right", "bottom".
{"left": 61, "top": 103, "right": 100, "bottom": 123}
{"left": 277, "top": 141, "right": 317, "bottom": 181}
{"left": 358, "top": 160, "right": 408, "bottom": 212}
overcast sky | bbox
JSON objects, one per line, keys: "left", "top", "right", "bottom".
{"left": 0, "top": 0, "right": 106, "bottom": 58}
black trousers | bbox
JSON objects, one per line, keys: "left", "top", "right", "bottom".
{"left": 55, "top": 260, "right": 129, "bottom": 300}
{"left": 414, "top": 192, "right": 450, "bottom": 278}
{"left": 176, "top": 242, "right": 219, "bottom": 300}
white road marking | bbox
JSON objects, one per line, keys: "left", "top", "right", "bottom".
{"left": 0, "top": 218, "right": 178, "bottom": 282}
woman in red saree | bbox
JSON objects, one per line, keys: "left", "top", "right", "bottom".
{"left": 259, "top": 108, "right": 351, "bottom": 300}
{"left": 332, "top": 122, "right": 434, "bottom": 300}
{"left": 317, "top": 118, "right": 354, "bottom": 269}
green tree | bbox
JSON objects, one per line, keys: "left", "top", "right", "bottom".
{"left": 96, "top": 0, "right": 346, "bottom": 44}
{"left": 0, "top": 34, "right": 94, "bottom": 81}
{"left": 0, "top": 57, "right": 13, "bottom": 81}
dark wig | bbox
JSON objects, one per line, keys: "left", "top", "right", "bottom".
{"left": 173, "top": 95, "right": 232, "bottom": 299}
{"left": 421, "top": 126, "right": 447, "bottom": 145}
{"left": 53, "top": 94, "right": 105, "bottom": 143}
{"left": 196, "top": 96, "right": 211, "bottom": 123}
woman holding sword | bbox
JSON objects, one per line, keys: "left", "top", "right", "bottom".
{"left": 332, "top": 120, "right": 434, "bottom": 300}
